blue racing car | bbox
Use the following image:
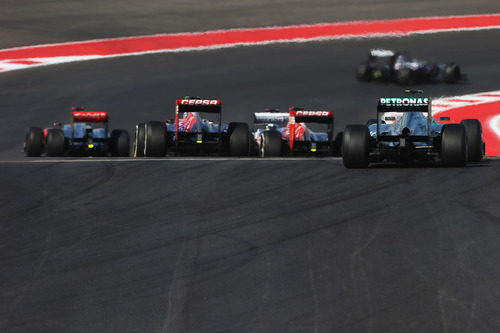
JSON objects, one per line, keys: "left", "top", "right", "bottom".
{"left": 133, "top": 97, "right": 250, "bottom": 157}
{"left": 24, "top": 107, "right": 130, "bottom": 157}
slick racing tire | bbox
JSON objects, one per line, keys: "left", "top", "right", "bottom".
{"left": 228, "top": 122, "right": 250, "bottom": 156}
{"left": 144, "top": 121, "right": 166, "bottom": 157}
{"left": 356, "top": 64, "right": 372, "bottom": 82}
{"left": 332, "top": 131, "right": 343, "bottom": 157}
{"left": 396, "top": 68, "right": 416, "bottom": 86}
{"left": 25, "top": 127, "right": 43, "bottom": 157}
{"left": 444, "top": 63, "right": 461, "bottom": 83}
{"left": 111, "top": 129, "right": 130, "bottom": 156}
{"left": 46, "top": 128, "right": 65, "bottom": 157}
{"left": 342, "top": 125, "right": 370, "bottom": 168}
{"left": 461, "top": 119, "right": 483, "bottom": 162}
{"left": 134, "top": 122, "right": 146, "bottom": 157}
{"left": 260, "top": 130, "right": 282, "bottom": 157}
{"left": 441, "top": 124, "right": 467, "bottom": 167}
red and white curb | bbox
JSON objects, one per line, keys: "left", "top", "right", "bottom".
{"left": 0, "top": 14, "right": 499, "bottom": 73}
{"left": 1, "top": 13, "right": 498, "bottom": 156}
{"left": 433, "top": 91, "right": 500, "bottom": 156}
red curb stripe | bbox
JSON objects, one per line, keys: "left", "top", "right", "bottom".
{"left": 445, "top": 99, "right": 481, "bottom": 103}
{"left": 478, "top": 94, "right": 500, "bottom": 97}
{"left": 6, "top": 60, "right": 42, "bottom": 65}
{"left": 0, "top": 14, "right": 499, "bottom": 61}
{"left": 434, "top": 101, "right": 500, "bottom": 156}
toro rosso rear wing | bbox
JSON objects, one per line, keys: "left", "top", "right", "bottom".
{"left": 377, "top": 97, "right": 432, "bottom": 143}
{"left": 174, "top": 99, "right": 222, "bottom": 149}
{"left": 72, "top": 111, "right": 108, "bottom": 123}
{"left": 290, "top": 110, "right": 333, "bottom": 124}
{"left": 176, "top": 99, "right": 221, "bottom": 113}
{"left": 288, "top": 110, "right": 334, "bottom": 153}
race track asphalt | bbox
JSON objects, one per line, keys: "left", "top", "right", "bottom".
{"left": 1, "top": 1, "right": 500, "bottom": 332}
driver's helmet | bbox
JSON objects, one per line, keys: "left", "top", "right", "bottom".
{"left": 266, "top": 123, "right": 279, "bottom": 131}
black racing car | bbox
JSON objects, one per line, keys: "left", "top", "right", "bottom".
{"left": 356, "top": 49, "right": 465, "bottom": 85}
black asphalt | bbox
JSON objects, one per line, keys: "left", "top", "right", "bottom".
{"left": 1, "top": 1, "right": 500, "bottom": 332}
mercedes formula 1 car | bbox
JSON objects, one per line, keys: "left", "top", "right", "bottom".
{"left": 253, "top": 107, "right": 342, "bottom": 157}
{"left": 342, "top": 90, "right": 484, "bottom": 168}
{"left": 356, "top": 49, "right": 465, "bottom": 85}
{"left": 24, "top": 108, "right": 130, "bottom": 157}
{"left": 134, "top": 97, "right": 250, "bottom": 157}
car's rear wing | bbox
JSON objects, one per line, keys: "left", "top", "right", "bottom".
{"left": 72, "top": 111, "right": 108, "bottom": 123}
{"left": 377, "top": 97, "right": 430, "bottom": 113}
{"left": 176, "top": 99, "right": 221, "bottom": 113}
{"left": 253, "top": 112, "right": 289, "bottom": 124}
{"left": 376, "top": 96, "right": 432, "bottom": 140}
{"left": 370, "top": 49, "right": 395, "bottom": 57}
{"left": 174, "top": 99, "right": 222, "bottom": 148}
{"left": 288, "top": 110, "right": 334, "bottom": 152}
{"left": 290, "top": 110, "right": 333, "bottom": 124}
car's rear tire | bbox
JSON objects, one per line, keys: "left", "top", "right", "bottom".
{"left": 356, "top": 64, "right": 372, "bottom": 82}
{"left": 441, "top": 124, "right": 467, "bottom": 167}
{"left": 461, "top": 119, "right": 483, "bottom": 162}
{"left": 111, "top": 129, "right": 130, "bottom": 156}
{"left": 25, "top": 127, "right": 43, "bottom": 157}
{"left": 134, "top": 122, "right": 146, "bottom": 157}
{"left": 396, "top": 68, "right": 416, "bottom": 85}
{"left": 342, "top": 125, "right": 370, "bottom": 168}
{"left": 144, "top": 121, "right": 166, "bottom": 157}
{"left": 46, "top": 129, "right": 65, "bottom": 157}
{"left": 444, "top": 63, "right": 461, "bottom": 83}
{"left": 228, "top": 122, "right": 250, "bottom": 156}
{"left": 260, "top": 130, "right": 282, "bottom": 157}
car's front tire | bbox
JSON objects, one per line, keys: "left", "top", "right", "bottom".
{"left": 444, "top": 63, "right": 461, "bottom": 83}
{"left": 342, "top": 125, "right": 370, "bottom": 168}
{"left": 332, "top": 131, "right": 343, "bottom": 157}
{"left": 396, "top": 68, "right": 416, "bottom": 85}
{"left": 228, "top": 122, "right": 250, "bottom": 156}
{"left": 356, "top": 64, "right": 372, "bottom": 82}
{"left": 134, "top": 123, "right": 146, "bottom": 157}
{"left": 111, "top": 129, "right": 130, "bottom": 156}
{"left": 144, "top": 121, "right": 166, "bottom": 157}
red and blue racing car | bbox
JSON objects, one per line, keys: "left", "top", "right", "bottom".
{"left": 24, "top": 108, "right": 130, "bottom": 157}
{"left": 253, "top": 107, "right": 342, "bottom": 157}
{"left": 134, "top": 97, "right": 251, "bottom": 157}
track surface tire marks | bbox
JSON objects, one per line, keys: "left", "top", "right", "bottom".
{"left": 2, "top": 1, "right": 500, "bottom": 332}
{"left": 1, "top": 160, "right": 500, "bottom": 332}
